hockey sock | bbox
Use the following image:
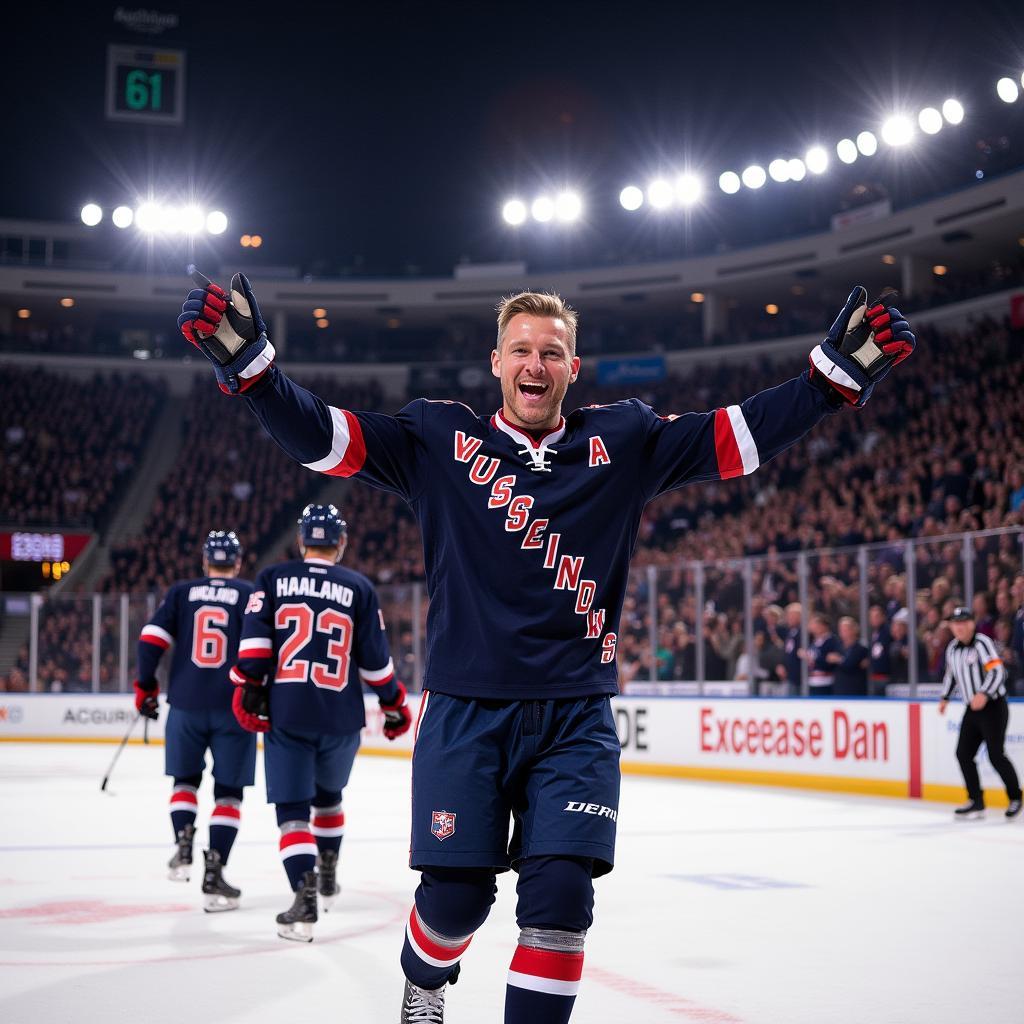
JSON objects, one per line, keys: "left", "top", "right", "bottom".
{"left": 311, "top": 787, "right": 344, "bottom": 857}
{"left": 400, "top": 867, "right": 496, "bottom": 990}
{"left": 505, "top": 930, "right": 585, "bottom": 1024}
{"left": 209, "top": 783, "right": 243, "bottom": 865}
{"left": 277, "top": 802, "right": 316, "bottom": 891}
{"left": 169, "top": 775, "right": 201, "bottom": 839}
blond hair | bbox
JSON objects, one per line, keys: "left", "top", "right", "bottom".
{"left": 495, "top": 291, "right": 578, "bottom": 354}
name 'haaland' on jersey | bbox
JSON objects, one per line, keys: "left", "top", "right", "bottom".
{"left": 187, "top": 583, "right": 242, "bottom": 605}
{"left": 274, "top": 574, "right": 355, "bottom": 607}
{"left": 453, "top": 428, "right": 616, "bottom": 664}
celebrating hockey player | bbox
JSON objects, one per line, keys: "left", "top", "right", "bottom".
{"left": 229, "top": 502, "right": 412, "bottom": 942}
{"left": 135, "top": 530, "right": 255, "bottom": 912}
{"left": 180, "top": 270, "right": 915, "bottom": 1020}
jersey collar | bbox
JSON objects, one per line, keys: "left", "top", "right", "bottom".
{"left": 491, "top": 409, "right": 566, "bottom": 450}
{"left": 304, "top": 557, "right": 336, "bottom": 566}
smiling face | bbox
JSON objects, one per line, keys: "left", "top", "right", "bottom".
{"left": 491, "top": 312, "right": 580, "bottom": 431}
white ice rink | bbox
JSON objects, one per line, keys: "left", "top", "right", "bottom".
{"left": 0, "top": 741, "right": 1020, "bottom": 1024}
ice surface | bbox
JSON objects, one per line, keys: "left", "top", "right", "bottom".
{"left": 0, "top": 742, "right": 1020, "bottom": 1023}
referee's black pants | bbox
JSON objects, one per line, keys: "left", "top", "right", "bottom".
{"left": 956, "top": 699, "right": 1022, "bottom": 803}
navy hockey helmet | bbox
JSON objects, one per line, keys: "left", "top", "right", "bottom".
{"left": 203, "top": 530, "right": 242, "bottom": 567}
{"left": 298, "top": 503, "right": 347, "bottom": 547}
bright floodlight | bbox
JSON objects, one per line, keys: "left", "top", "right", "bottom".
{"left": 856, "top": 130, "right": 878, "bottom": 156}
{"left": 80, "top": 203, "right": 102, "bottom": 227}
{"left": 206, "top": 210, "right": 228, "bottom": 235}
{"left": 741, "top": 165, "right": 766, "bottom": 189}
{"left": 181, "top": 206, "right": 205, "bottom": 234}
{"left": 531, "top": 196, "right": 554, "bottom": 222}
{"left": 112, "top": 205, "right": 133, "bottom": 229}
{"left": 768, "top": 159, "right": 791, "bottom": 183}
{"left": 997, "top": 77, "right": 1019, "bottom": 103}
{"left": 805, "top": 146, "right": 828, "bottom": 174}
{"left": 159, "top": 206, "right": 183, "bottom": 234}
{"left": 647, "top": 179, "right": 674, "bottom": 209}
{"left": 718, "top": 171, "right": 741, "bottom": 195}
{"left": 918, "top": 107, "right": 943, "bottom": 135}
{"left": 135, "top": 202, "right": 161, "bottom": 233}
{"left": 502, "top": 199, "right": 527, "bottom": 225}
{"left": 619, "top": 185, "right": 644, "bottom": 211}
{"left": 555, "top": 191, "right": 582, "bottom": 222}
{"left": 942, "top": 98, "right": 964, "bottom": 125}
{"left": 787, "top": 158, "right": 806, "bottom": 182}
{"left": 836, "top": 138, "right": 858, "bottom": 164}
{"left": 881, "top": 116, "right": 913, "bottom": 146}
{"left": 675, "top": 174, "right": 702, "bottom": 206}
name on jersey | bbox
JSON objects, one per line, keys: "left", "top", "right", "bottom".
{"left": 187, "top": 585, "right": 240, "bottom": 605}
{"left": 454, "top": 429, "right": 616, "bottom": 662}
{"left": 275, "top": 576, "right": 354, "bottom": 607}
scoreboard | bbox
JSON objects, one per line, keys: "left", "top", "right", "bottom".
{"left": 105, "top": 45, "right": 186, "bottom": 125}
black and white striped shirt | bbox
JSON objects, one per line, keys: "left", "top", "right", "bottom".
{"left": 941, "top": 632, "right": 1007, "bottom": 702}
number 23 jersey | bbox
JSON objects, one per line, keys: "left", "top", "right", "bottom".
{"left": 234, "top": 558, "right": 395, "bottom": 736}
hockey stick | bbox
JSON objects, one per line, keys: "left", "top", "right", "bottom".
{"left": 100, "top": 712, "right": 141, "bottom": 792}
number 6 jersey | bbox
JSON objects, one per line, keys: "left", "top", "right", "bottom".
{"left": 232, "top": 557, "right": 396, "bottom": 736}
{"left": 138, "top": 576, "right": 255, "bottom": 711}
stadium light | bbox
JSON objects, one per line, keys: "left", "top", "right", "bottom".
{"left": 741, "top": 165, "right": 766, "bottom": 189}
{"left": 918, "top": 107, "right": 943, "bottom": 135}
{"left": 996, "top": 77, "right": 1019, "bottom": 103}
{"left": 805, "top": 146, "right": 828, "bottom": 174}
{"left": 619, "top": 185, "right": 644, "bottom": 211}
{"left": 158, "top": 206, "right": 182, "bottom": 234}
{"left": 768, "top": 159, "right": 791, "bottom": 183}
{"left": 502, "top": 198, "right": 527, "bottom": 225}
{"left": 718, "top": 171, "right": 741, "bottom": 194}
{"left": 531, "top": 196, "right": 555, "bottom": 222}
{"left": 206, "top": 210, "right": 228, "bottom": 235}
{"left": 787, "top": 158, "right": 806, "bottom": 182}
{"left": 80, "top": 203, "right": 103, "bottom": 227}
{"left": 181, "top": 206, "right": 205, "bottom": 234}
{"left": 647, "top": 179, "right": 674, "bottom": 210}
{"left": 942, "top": 98, "right": 964, "bottom": 125}
{"left": 112, "top": 205, "right": 133, "bottom": 229}
{"left": 856, "top": 130, "right": 878, "bottom": 156}
{"left": 135, "top": 202, "right": 161, "bottom": 233}
{"left": 881, "top": 115, "right": 913, "bottom": 146}
{"left": 555, "top": 191, "right": 583, "bottom": 222}
{"left": 836, "top": 138, "right": 858, "bottom": 164}
{"left": 675, "top": 174, "right": 702, "bottom": 206}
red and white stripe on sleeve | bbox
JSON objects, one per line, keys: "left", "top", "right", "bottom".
{"left": 358, "top": 659, "right": 395, "bottom": 687}
{"left": 713, "top": 405, "right": 759, "bottom": 480}
{"left": 140, "top": 624, "right": 173, "bottom": 650}
{"left": 238, "top": 637, "right": 274, "bottom": 659}
{"left": 302, "top": 407, "right": 368, "bottom": 477}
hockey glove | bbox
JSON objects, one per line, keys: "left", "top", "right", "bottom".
{"left": 809, "top": 287, "right": 916, "bottom": 408}
{"left": 379, "top": 681, "right": 412, "bottom": 741}
{"left": 133, "top": 680, "right": 160, "bottom": 721}
{"left": 178, "top": 267, "right": 276, "bottom": 396}
{"left": 230, "top": 667, "right": 271, "bottom": 733}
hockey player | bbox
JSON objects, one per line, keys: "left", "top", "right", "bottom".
{"left": 134, "top": 530, "right": 255, "bottom": 912}
{"left": 179, "top": 271, "right": 915, "bottom": 1021}
{"left": 229, "top": 503, "right": 412, "bottom": 941}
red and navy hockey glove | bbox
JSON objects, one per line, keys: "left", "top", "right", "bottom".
{"left": 379, "top": 681, "right": 412, "bottom": 741}
{"left": 178, "top": 267, "right": 276, "bottom": 396}
{"left": 809, "top": 287, "right": 916, "bottom": 408}
{"left": 133, "top": 680, "right": 160, "bottom": 721}
{"left": 229, "top": 667, "right": 271, "bottom": 733}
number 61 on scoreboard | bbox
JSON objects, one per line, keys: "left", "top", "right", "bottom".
{"left": 105, "top": 45, "right": 186, "bottom": 125}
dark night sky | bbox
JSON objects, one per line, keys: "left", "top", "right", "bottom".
{"left": 3, "top": 1, "right": 1022, "bottom": 274}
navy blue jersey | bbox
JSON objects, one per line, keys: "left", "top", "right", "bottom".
{"left": 138, "top": 576, "right": 255, "bottom": 712}
{"left": 247, "top": 366, "right": 831, "bottom": 699}
{"left": 233, "top": 558, "right": 395, "bottom": 736}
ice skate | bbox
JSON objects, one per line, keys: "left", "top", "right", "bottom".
{"left": 276, "top": 869, "right": 318, "bottom": 942}
{"left": 201, "top": 849, "right": 241, "bottom": 912}
{"left": 1006, "top": 798, "right": 1022, "bottom": 820}
{"left": 953, "top": 800, "right": 985, "bottom": 820}
{"left": 167, "top": 822, "right": 195, "bottom": 881}
{"left": 317, "top": 849, "right": 339, "bottom": 911}
{"left": 400, "top": 978, "right": 447, "bottom": 1023}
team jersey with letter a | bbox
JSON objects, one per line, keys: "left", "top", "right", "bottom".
{"left": 138, "top": 577, "right": 255, "bottom": 712}
{"left": 234, "top": 558, "right": 395, "bottom": 736}
{"left": 247, "top": 366, "right": 832, "bottom": 699}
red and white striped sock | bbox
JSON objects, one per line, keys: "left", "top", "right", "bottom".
{"left": 279, "top": 821, "right": 317, "bottom": 890}
{"left": 209, "top": 798, "right": 241, "bottom": 864}
{"left": 400, "top": 905, "right": 474, "bottom": 990}
{"left": 169, "top": 784, "right": 198, "bottom": 838}
{"left": 505, "top": 932, "right": 584, "bottom": 1024}
{"left": 310, "top": 802, "right": 345, "bottom": 857}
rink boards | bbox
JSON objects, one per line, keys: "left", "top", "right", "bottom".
{"left": 0, "top": 693, "right": 1020, "bottom": 807}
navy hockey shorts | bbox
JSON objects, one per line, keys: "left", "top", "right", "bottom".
{"left": 164, "top": 706, "right": 257, "bottom": 788}
{"left": 264, "top": 726, "right": 361, "bottom": 805}
{"left": 410, "top": 693, "right": 621, "bottom": 877}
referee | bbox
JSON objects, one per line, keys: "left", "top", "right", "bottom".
{"left": 939, "top": 606, "right": 1022, "bottom": 820}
